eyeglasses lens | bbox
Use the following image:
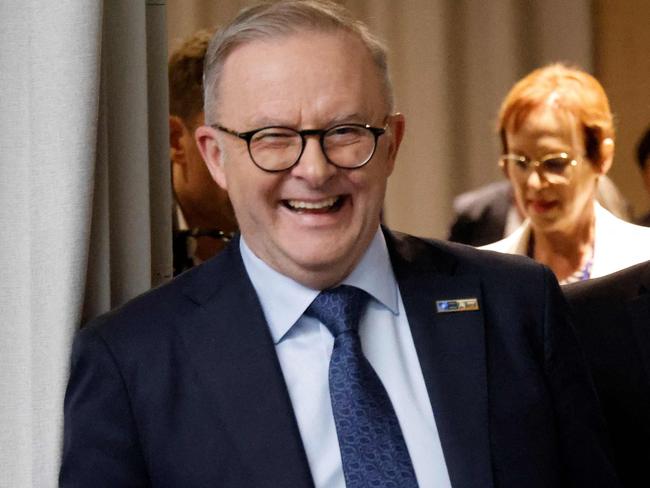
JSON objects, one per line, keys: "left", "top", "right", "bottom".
{"left": 541, "top": 156, "right": 571, "bottom": 175}
{"left": 250, "top": 128, "right": 302, "bottom": 172}
{"left": 323, "top": 125, "right": 375, "bottom": 168}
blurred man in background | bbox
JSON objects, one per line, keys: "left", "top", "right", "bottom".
{"left": 169, "top": 30, "right": 237, "bottom": 275}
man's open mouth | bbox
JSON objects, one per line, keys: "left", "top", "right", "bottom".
{"left": 282, "top": 196, "right": 346, "bottom": 213}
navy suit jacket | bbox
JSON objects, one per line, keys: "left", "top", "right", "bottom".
{"left": 565, "top": 261, "right": 650, "bottom": 487}
{"left": 60, "top": 230, "right": 619, "bottom": 487}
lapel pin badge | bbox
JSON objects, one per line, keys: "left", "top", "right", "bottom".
{"left": 436, "top": 298, "right": 479, "bottom": 313}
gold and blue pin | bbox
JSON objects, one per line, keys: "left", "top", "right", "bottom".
{"left": 436, "top": 297, "right": 479, "bottom": 313}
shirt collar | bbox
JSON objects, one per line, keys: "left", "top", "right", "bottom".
{"left": 240, "top": 228, "right": 399, "bottom": 344}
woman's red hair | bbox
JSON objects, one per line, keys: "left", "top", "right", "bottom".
{"left": 498, "top": 63, "right": 614, "bottom": 165}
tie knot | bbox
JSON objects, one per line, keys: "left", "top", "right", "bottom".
{"left": 305, "top": 285, "right": 369, "bottom": 337}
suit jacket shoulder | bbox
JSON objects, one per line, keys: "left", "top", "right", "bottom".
{"left": 61, "top": 239, "right": 315, "bottom": 488}
{"left": 389, "top": 228, "right": 543, "bottom": 285}
{"left": 564, "top": 261, "right": 650, "bottom": 487}
{"left": 565, "top": 260, "right": 650, "bottom": 303}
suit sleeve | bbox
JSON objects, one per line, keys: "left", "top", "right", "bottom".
{"left": 541, "top": 268, "right": 621, "bottom": 487}
{"left": 59, "top": 325, "right": 150, "bottom": 487}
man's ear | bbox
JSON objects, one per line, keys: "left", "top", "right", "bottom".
{"left": 169, "top": 115, "right": 187, "bottom": 166}
{"left": 598, "top": 137, "right": 615, "bottom": 175}
{"left": 195, "top": 125, "right": 228, "bottom": 190}
{"left": 386, "top": 113, "right": 405, "bottom": 175}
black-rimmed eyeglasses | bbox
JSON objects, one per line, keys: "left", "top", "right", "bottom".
{"left": 211, "top": 122, "right": 388, "bottom": 173}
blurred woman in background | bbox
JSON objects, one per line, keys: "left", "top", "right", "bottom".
{"left": 483, "top": 63, "right": 650, "bottom": 284}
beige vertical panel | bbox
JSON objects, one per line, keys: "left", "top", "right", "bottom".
{"left": 532, "top": 0, "right": 593, "bottom": 71}
{"left": 450, "top": 0, "right": 522, "bottom": 194}
{"left": 381, "top": 0, "right": 456, "bottom": 238}
{"left": 595, "top": 0, "right": 650, "bottom": 218}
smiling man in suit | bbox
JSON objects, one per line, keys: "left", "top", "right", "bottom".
{"left": 60, "top": 1, "right": 619, "bottom": 487}
{"left": 564, "top": 261, "right": 650, "bottom": 487}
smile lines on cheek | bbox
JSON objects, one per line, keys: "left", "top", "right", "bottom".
{"left": 282, "top": 196, "right": 345, "bottom": 213}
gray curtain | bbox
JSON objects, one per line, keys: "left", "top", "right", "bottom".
{"left": 0, "top": 1, "right": 170, "bottom": 486}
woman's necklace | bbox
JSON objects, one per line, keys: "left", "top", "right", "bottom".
{"left": 527, "top": 235, "right": 595, "bottom": 285}
{"left": 559, "top": 244, "right": 594, "bottom": 285}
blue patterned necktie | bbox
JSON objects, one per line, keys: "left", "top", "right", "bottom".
{"left": 305, "top": 285, "right": 419, "bottom": 487}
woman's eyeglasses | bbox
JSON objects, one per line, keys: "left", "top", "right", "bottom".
{"left": 499, "top": 152, "right": 579, "bottom": 183}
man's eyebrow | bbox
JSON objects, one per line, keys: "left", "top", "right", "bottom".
{"left": 242, "top": 117, "right": 289, "bottom": 129}
{"left": 242, "top": 112, "right": 372, "bottom": 130}
{"left": 328, "top": 113, "right": 368, "bottom": 124}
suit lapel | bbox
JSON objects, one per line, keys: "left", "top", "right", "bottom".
{"left": 178, "top": 241, "right": 314, "bottom": 488}
{"left": 386, "top": 231, "right": 493, "bottom": 488}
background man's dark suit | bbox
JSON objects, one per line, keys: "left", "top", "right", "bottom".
{"left": 565, "top": 261, "right": 650, "bottom": 487}
{"left": 447, "top": 181, "right": 513, "bottom": 246}
{"left": 60, "top": 230, "right": 618, "bottom": 487}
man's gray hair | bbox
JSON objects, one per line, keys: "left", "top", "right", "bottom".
{"left": 203, "top": 0, "right": 394, "bottom": 123}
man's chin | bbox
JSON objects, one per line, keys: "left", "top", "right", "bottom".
{"left": 273, "top": 244, "right": 361, "bottom": 288}
{"left": 290, "top": 250, "right": 352, "bottom": 275}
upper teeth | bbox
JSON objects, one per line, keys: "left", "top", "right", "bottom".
{"left": 287, "top": 197, "right": 338, "bottom": 209}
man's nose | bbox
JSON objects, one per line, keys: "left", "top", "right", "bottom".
{"left": 290, "top": 137, "right": 337, "bottom": 186}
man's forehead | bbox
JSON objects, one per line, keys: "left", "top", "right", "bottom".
{"left": 215, "top": 30, "right": 385, "bottom": 124}
{"left": 223, "top": 28, "right": 364, "bottom": 66}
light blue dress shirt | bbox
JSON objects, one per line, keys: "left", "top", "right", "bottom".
{"left": 240, "top": 229, "right": 451, "bottom": 488}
